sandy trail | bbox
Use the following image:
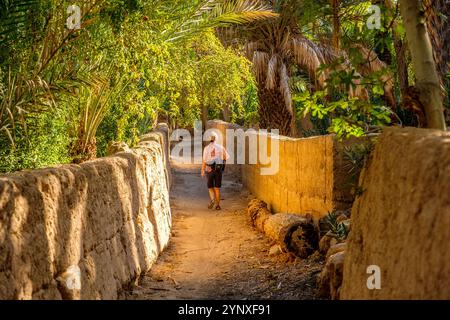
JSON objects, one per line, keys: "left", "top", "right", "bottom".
{"left": 125, "top": 162, "right": 322, "bottom": 300}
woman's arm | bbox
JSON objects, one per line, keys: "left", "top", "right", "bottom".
{"left": 201, "top": 160, "right": 206, "bottom": 177}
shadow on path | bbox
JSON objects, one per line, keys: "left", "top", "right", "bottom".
{"left": 124, "top": 162, "right": 323, "bottom": 300}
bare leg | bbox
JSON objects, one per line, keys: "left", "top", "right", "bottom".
{"left": 209, "top": 188, "right": 215, "bottom": 201}
{"left": 208, "top": 188, "right": 215, "bottom": 209}
{"left": 214, "top": 188, "right": 221, "bottom": 205}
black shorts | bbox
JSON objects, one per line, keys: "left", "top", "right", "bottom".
{"left": 207, "top": 167, "right": 223, "bottom": 189}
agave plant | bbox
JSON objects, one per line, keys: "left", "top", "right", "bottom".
{"left": 218, "top": 1, "right": 338, "bottom": 135}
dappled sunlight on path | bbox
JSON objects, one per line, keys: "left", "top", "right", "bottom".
{"left": 124, "top": 161, "right": 323, "bottom": 300}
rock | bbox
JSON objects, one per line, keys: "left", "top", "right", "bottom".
{"left": 269, "top": 245, "right": 282, "bottom": 256}
{"left": 56, "top": 265, "right": 81, "bottom": 300}
{"left": 106, "top": 141, "right": 131, "bottom": 155}
{"left": 341, "top": 219, "right": 351, "bottom": 231}
{"left": 317, "top": 251, "right": 345, "bottom": 300}
{"left": 336, "top": 214, "right": 348, "bottom": 224}
{"left": 326, "top": 242, "right": 347, "bottom": 260}
{"left": 319, "top": 231, "right": 339, "bottom": 255}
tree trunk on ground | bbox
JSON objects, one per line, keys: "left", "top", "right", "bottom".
{"left": 257, "top": 83, "right": 294, "bottom": 136}
{"left": 399, "top": 0, "right": 446, "bottom": 130}
{"left": 247, "top": 199, "right": 319, "bottom": 259}
{"left": 71, "top": 136, "right": 97, "bottom": 163}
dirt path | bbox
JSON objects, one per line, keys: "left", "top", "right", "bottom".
{"left": 125, "top": 163, "right": 323, "bottom": 300}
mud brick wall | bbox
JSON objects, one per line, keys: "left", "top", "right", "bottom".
{"left": 0, "top": 126, "right": 172, "bottom": 299}
{"left": 207, "top": 120, "right": 365, "bottom": 219}
{"left": 341, "top": 127, "right": 450, "bottom": 299}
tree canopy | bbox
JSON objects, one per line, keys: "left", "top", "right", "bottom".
{"left": 0, "top": 0, "right": 448, "bottom": 172}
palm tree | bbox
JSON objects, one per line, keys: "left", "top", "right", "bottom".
{"left": 219, "top": 0, "right": 340, "bottom": 135}
{"left": 219, "top": 0, "right": 385, "bottom": 136}
{"left": 0, "top": 0, "right": 277, "bottom": 147}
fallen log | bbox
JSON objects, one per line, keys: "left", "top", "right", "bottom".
{"left": 247, "top": 199, "right": 319, "bottom": 258}
{"left": 248, "top": 199, "right": 272, "bottom": 231}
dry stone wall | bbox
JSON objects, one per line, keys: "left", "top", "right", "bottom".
{"left": 0, "top": 125, "right": 172, "bottom": 299}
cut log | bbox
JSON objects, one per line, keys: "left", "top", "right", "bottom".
{"left": 263, "top": 214, "right": 308, "bottom": 245}
{"left": 289, "top": 221, "right": 320, "bottom": 258}
{"left": 247, "top": 200, "right": 319, "bottom": 258}
{"left": 248, "top": 199, "right": 272, "bottom": 230}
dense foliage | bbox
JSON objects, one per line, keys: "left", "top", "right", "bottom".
{"left": 0, "top": 0, "right": 260, "bottom": 171}
{"left": 0, "top": 0, "right": 448, "bottom": 172}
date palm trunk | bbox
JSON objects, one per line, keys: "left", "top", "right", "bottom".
{"left": 331, "top": 0, "right": 341, "bottom": 50}
{"left": 257, "top": 84, "right": 294, "bottom": 136}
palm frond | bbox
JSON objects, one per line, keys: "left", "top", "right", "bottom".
{"left": 266, "top": 54, "right": 279, "bottom": 90}
{"left": 0, "top": 0, "right": 42, "bottom": 47}
{"left": 291, "top": 37, "right": 336, "bottom": 86}
{"left": 279, "top": 62, "right": 292, "bottom": 114}
{"left": 252, "top": 50, "right": 269, "bottom": 83}
{"left": 166, "top": 0, "right": 278, "bottom": 42}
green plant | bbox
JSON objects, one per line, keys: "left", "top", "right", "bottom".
{"left": 1, "top": 0, "right": 274, "bottom": 172}
{"left": 342, "top": 142, "right": 373, "bottom": 196}
{"left": 325, "top": 211, "right": 350, "bottom": 241}
{"left": 0, "top": 107, "right": 71, "bottom": 173}
{"left": 343, "top": 143, "right": 373, "bottom": 176}
{"left": 70, "top": 62, "right": 129, "bottom": 162}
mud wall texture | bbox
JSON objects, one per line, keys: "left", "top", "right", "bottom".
{"left": 207, "top": 120, "right": 365, "bottom": 219}
{"left": 0, "top": 125, "right": 172, "bottom": 300}
{"left": 341, "top": 127, "right": 450, "bottom": 299}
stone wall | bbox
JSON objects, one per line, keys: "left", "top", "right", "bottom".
{"left": 207, "top": 120, "right": 366, "bottom": 219}
{"left": 0, "top": 126, "right": 172, "bottom": 299}
{"left": 341, "top": 127, "right": 450, "bottom": 299}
